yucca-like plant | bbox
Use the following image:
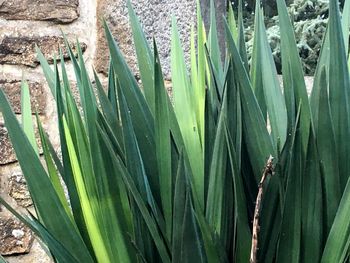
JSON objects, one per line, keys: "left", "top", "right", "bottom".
{"left": 1, "top": 0, "right": 350, "bottom": 262}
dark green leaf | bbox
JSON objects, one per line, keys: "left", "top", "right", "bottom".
{"left": 0, "top": 89, "right": 94, "bottom": 263}
{"left": 301, "top": 129, "right": 323, "bottom": 263}
{"left": 154, "top": 40, "right": 173, "bottom": 240}
{"left": 276, "top": 113, "right": 303, "bottom": 263}
{"left": 316, "top": 68, "right": 341, "bottom": 233}
{"left": 224, "top": 19, "right": 274, "bottom": 180}
{"left": 127, "top": 0, "right": 155, "bottom": 114}
{"left": 277, "top": 0, "right": 311, "bottom": 152}
{"left": 172, "top": 154, "right": 206, "bottom": 263}
{"left": 328, "top": 0, "right": 350, "bottom": 189}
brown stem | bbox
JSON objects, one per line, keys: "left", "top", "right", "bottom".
{"left": 250, "top": 155, "right": 274, "bottom": 263}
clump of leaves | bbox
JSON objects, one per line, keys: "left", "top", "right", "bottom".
{"left": 0, "top": 0, "right": 350, "bottom": 262}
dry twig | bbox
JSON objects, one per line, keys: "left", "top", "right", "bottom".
{"left": 250, "top": 155, "right": 274, "bottom": 263}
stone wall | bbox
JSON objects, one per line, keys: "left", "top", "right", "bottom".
{"left": 0, "top": 0, "right": 321, "bottom": 261}
{"left": 0, "top": 0, "right": 197, "bottom": 261}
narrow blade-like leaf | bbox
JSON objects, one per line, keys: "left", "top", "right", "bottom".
{"left": 21, "top": 80, "right": 39, "bottom": 155}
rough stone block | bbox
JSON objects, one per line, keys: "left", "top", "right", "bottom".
{"left": 3, "top": 239, "right": 52, "bottom": 263}
{"left": 0, "top": 217, "right": 34, "bottom": 256}
{"left": 0, "top": 124, "right": 43, "bottom": 165}
{"left": 0, "top": 79, "right": 46, "bottom": 115}
{"left": 96, "top": 0, "right": 196, "bottom": 79}
{"left": 0, "top": 0, "right": 79, "bottom": 24}
{"left": 0, "top": 126, "right": 16, "bottom": 165}
{"left": 0, "top": 36, "right": 87, "bottom": 67}
{"left": 8, "top": 172, "right": 32, "bottom": 208}
{"left": 96, "top": 0, "right": 138, "bottom": 76}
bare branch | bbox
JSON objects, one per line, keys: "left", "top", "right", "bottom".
{"left": 250, "top": 155, "right": 274, "bottom": 263}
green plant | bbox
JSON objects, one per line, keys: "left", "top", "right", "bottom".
{"left": 0, "top": 0, "right": 350, "bottom": 262}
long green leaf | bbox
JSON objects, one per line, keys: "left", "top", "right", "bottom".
{"left": 117, "top": 75, "right": 165, "bottom": 260}
{"left": 276, "top": 0, "right": 311, "bottom": 152}
{"left": 154, "top": 41, "right": 172, "bottom": 240}
{"left": 0, "top": 89, "right": 94, "bottom": 263}
{"left": 237, "top": 0, "right": 249, "bottom": 71}
{"left": 310, "top": 26, "right": 329, "bottom": 130}
{"left": 127, "top": 0, "right": 155, "bottom": 114}
{"left": 195, "top": 0, "right": 206, "bottom": 146}
{"left": 103, "top": 20, "right": 160, "bottom": 203}
{"left": 171, "top": 17, "right": 204, "bottom": 208}
{"left": 173, "top": 155, "right": 206, "bottom": 263}
{"left": 227, "top": 3, "right": 238, "bottom": 43}
{"left": 342, "top": 0, "right": 350, "bottom": 72}
{"left": 317, "top": 68, "right": 341, "bottom": 233}
{"left": 36, "top": 46, "right": 55, "bottom": 95}
{"left": 276, "top": 113, "right": 302, "bottom": 263}
{"left": 21, "top": 80, "right": 39, "bottom": 155}
{"left": 225, "top": 126, "right": 251, "bottom": 263}
{"left": 191, "top": 24, "right": 202, "bottom": 149}
{"left": 321, "top": 177, "right": 350, "bottom": 262}
{"left": 258, "top": 107, "right": 302, "bottom": 262}
{"left": 52, "top": 60, "right": 90, "bottom": 251}
{"left": 94, "top": 70, "right": 124, "bottom": 153}
{"left": 62, "top": 117, "right": 111, "bottom": 263}
{"left": 100, "top": 131, "right": 171, "bottom": 263}
{"left": 342, "top": 0, "right": 350, "bottom": 56}
{"left": 36, "top": 114, "right": 72, "bottom": 220}
{"left": 301, "top": 129, "right": 323, "bottom": 263}
{"left": 206, "top": 93, "right": 230, "bottom": 247}
{"left": 96, "top": 123, "right": 137, "bottom": 263}
{"left": 250, "top": 3, "right": 267, "bottom": 120}
{"left": 62, "top": 50, "right": 128, "bottom": 261}
{"left": 225, "top": 19, "right": 274, "bottom": 180}
{"left": 208, "top": 0, "right": 223, "bottom": 86}
{"left": 328, "top": 0, "right": 350, "bottom": 189}
{"left": 254, "top": 5, "right": 287, "bottom": 149}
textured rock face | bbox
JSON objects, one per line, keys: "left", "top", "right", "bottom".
{"left": 201, "top": 0, "right": 226, "bottom": 58}
{"left": 0, "top": 36, "right": 87, "bottom": 67}
{"left": 4, "top": 240, "right": 52, "bottom": 263}
{"left": 0, "top": 76, "right": 47, "bottom": 169}
{"left": 0, "top": 79, "right": 46, "bottom": 114}
{"left": 0, "top": 124, "right": 42, "bottom": 165}
{"left": 0, "top": 217, "right": 34, "bottom": 255}
{"left": 0, "top": 0, "right": 89, "bottom": 261}
{"left": 96, "top": 0, "right": 196, "bottom": 78}
{"left": 0, "top": 0, "right": 328, "bottom": 262}
{"left": 0, "top": 126, "right": 17, "bottom": 165}
{"left": 0, "top": 0, "right": 79, "bottom": 24}
{"left": 8, "top": 172, "right": 33, "bottom": 208}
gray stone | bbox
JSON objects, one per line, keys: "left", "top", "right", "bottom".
{"left": 0, "top": 36, "right": 87, "bottom": 68}
{"left": 0, "top": 78, "right": 46, "bottom": 115}
{"left": 0, "top": 0, "right": 79, "bottom": 24}
{"left": 8, "top": 172, "right": 32, "bottom": 208}
{"left": 200, "top": 0, "right": 226, "bottom": 60}
{"left": 0, "top": 125, "right": 42, "bottom": 165}
{"left": 4, "top": 239, "right": 52, "bottom": 263}
{"left": 96, "top": 0, "right": 196, "bottom": 79}
{"left": 0, "top": 126, "right": 16, "bottom": 165}
{"left": 0, "top": 217, "right": 34, "bottom": 256}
